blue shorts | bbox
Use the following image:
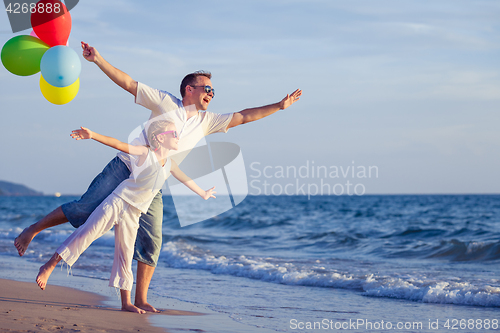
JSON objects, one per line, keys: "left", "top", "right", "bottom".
{"left": 61, "top": 156, "right": 163, "bottom": 267}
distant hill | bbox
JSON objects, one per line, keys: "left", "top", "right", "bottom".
{"left": 0, "top": 180, "right": 43, "bottom": 196}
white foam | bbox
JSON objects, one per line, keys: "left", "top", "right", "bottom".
{"left": 364, "top": 277, "right": 500, "bottom": 307}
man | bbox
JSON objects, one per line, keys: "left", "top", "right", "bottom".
{"left": 15, "top": 41, "right": 302, "bottom": 313}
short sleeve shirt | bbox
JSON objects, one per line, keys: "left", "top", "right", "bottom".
{"left": 117, "top": 82, "right": 233, "bottom": 169}
{"left": 114, "top": 150, "right": 171, "bottom": 214}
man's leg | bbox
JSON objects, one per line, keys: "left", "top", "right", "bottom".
{"left": 121, "top": 289, "right": 145, "bottom": 314}
{"left": 15, "top": 206, "right": 68, "bottom": 256}
{"left": 14, "top": 156, "right": 131, "bottom": 256}
{"left": 135, "top": 261, "right": 157, "bottom": 312}
{"left": 133, "top": 191, "right": 163, "bottom": 313}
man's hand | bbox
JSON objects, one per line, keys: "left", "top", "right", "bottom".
{"left": 227, "top": 88, "right": 303, "bottom": 129}
{"left": 81, "top": 42, "right": 99, "bottom": 63}
{"left": 279, "top": 89, "right": 302, "bottom": 110}
{"left": 71, "top": 126, "right": 93, "bottom": 140}
{"left": 80, "top": 42, "right": 138, "bottom": 96}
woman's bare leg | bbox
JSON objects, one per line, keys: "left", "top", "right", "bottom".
{"left": 36, "top": 252, "right": 62, "bottom": 290}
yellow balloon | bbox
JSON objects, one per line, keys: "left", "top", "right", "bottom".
{"left": 40, "top": 75, "right": 79, "bottom": 105}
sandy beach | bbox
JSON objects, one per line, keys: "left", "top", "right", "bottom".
{"left": 0, "top": 256, "right": 275, "bottom": 333}
{"left": 0, "top": 278, "right": 205, "bottom": 333}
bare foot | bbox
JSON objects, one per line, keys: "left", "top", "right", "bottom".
{"left": 135, "top": 302, "right": 160, "bottom": 313}
{"left": 14, "top": 225, "right": 37, "bottom": 256}
{"left": 36, "top": 262, "right": 57, "bottom": 290}
{"left": 122, "top": 304, "right": 146, "bottom": 314}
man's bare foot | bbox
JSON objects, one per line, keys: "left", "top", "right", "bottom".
{"left": 135, "top": 302, "right": 160, "bottom": 313}
{"left": 14, "top": 225, "right": 37, "bottom": 256}
{"left": 36, "top": 262, "right": 57, "bottom": 290}
{"left": 122, "top": 304, "right": 146, "bottom": 314}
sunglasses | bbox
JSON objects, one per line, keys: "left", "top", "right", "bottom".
{"left": 157, "top": 130, "right": 178, "bottom": 138}
{"left": 191, "top": 85, "right": 215, "bottom": 97}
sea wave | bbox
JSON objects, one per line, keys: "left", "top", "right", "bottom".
{"left": 383, "top": 238, "right": 500, "bottom": 262}
{"left": 364, "top": 275, "right": 500, "bottom": 307}
{"left": 160, "top": 241, "right": 500, "bottom": 307}
{"left": 426, "top": 239, "right": 500, "bottom": 261}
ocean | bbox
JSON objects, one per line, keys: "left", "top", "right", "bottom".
{"left": 1, "top": 194, "right": 499, "bottom": 332}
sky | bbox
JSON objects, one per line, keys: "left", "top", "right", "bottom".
{"left": 0, "top": 0, "right": 499, "bottom": 196}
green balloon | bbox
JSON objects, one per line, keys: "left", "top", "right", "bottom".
{"left": 1, "top": 35, "right": 50, "bottom": 76}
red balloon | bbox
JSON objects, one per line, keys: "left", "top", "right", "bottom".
{"left": 31, "top": 0, "right": 71, "bottom": 47}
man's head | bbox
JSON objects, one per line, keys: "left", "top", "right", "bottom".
{"left": 180, "top": 70, "right": 214, "bottom": 111}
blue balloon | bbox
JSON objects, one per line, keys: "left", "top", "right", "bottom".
{"left": 40, "top": 45, "right": 81, "bottom": 87}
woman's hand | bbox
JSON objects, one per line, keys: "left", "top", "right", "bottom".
{"left": 203, "top": 186, "right": 217, "bottom": 200}
{"left": 71, "top": 126, "right": 93, "bottom": 140}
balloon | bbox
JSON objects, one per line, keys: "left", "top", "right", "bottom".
{"left": 31, "top": 30, "right": 69, "bottom": 46}
{"left": 40, "top": 45, "right": 81, "bottom": 87}
{"left": 31, "top": 0, "right": 71, "bottom": 47}
{"left": 1, "top": 35, "right": 49, "bottom": 76}
{"left": 40, "top": 75, "right": 79, "bottom": 105}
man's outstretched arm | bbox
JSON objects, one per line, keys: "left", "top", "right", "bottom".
{"left": 81, "top": 42, "right": 138, "bottom": 97}
{"left": 227, "top": 89, "right": 302, "bottom": 129}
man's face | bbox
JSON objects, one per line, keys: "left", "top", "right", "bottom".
{"left": 189, "top": 76, "right": 214, "bottom": 111}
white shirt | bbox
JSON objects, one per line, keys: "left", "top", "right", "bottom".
{"left": 114, "top": 149, "right": 171, "bottom": 214}
{"left": 117, "top": 82, "right": 233, "bottom": 170}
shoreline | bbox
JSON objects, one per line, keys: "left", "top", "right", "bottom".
{"left": 0, "top": 256, "right": 267, "bottom": 333}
